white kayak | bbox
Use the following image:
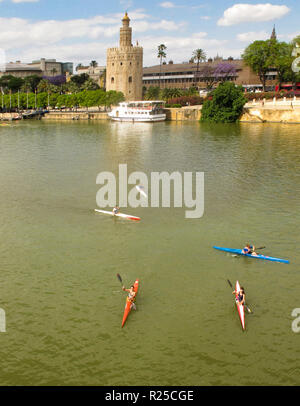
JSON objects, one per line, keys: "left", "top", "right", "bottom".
{"left": 95, "top": 209, "right": 141, "bottom": 221}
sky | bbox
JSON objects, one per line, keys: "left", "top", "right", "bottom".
{"left": 0, "top": 0, "right": 299, "bottom": 70}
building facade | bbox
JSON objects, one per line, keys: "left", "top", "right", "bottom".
{"left": 106, "top": 13, "right": 143, "bottom": 101}
{"left": 142, "top": 59, "right": 277, "bottom": 92}
{"left": 0, "top": 59, "right": 73, "bottom": 79}
{"left": 76, "top": 65, "right": 106, "bottom": 88}
{"left": 0, "top": 62, "right": 42, "bottom": 78}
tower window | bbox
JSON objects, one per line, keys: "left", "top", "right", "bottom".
{"left": 111, "top": 77, "right": 114, "bottom": 84}
{"left": 129, "top": 76, "right": 132, "bottom": 83}
{"left": 120, "top": 62, "right": 123, "bottom": 66}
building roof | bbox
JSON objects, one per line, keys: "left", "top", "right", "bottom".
{"left": 122, "top": 12, "right": 130, "bottom": 21}
{"left": 143, "top": 59, "right": 244, "bottom": 74}
{"left": 5, "top": 63, "right": 42, "bottom": 72}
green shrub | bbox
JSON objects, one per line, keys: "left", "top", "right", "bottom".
{"left": 201, "top": 82, "right": 247, "bottom": 123}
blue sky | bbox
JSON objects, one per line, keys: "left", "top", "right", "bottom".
{"left": 0, "top": 0, "right": 299, "bottom": 68}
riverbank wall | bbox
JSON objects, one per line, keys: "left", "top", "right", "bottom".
{"left": 42, "top": 111, "right": 108, "bottom": 120}
{"left": 240, "top": 106, "right": 300, "bottom": 123}
{"left": 2, "top": 105, "right": 300, "bottom": 123}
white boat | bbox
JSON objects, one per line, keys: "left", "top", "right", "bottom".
{"left": 108, "top": 101, "right": 166, "bottom": 122}
{"left": 95, "top": 209, "right": 141, "bottom": 221}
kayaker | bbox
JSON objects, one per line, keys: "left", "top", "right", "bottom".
{"left": 242, "top": 244, "right": 258, "bottom": 256}
{"left": 112, "top": 206, "right": 120, "bottom": 215}
{"left": 233, "top": 286, "right": 245, "bottom": 306}
{"left": 122, "top": 285, "right": 137, "bottom": 310}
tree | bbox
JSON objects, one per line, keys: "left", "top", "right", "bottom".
{"left": 81, "top": 77, "right": 100, "bottom": 91}
{"left": 51, "top": 68, "right": 58, "bottom": 76}
{"left": 157, "top": 44, "right": 167, "bottom": 88}
{"left": 144, "top": 86, "right": 161, "bottom": 100}
{"left": 22, "top": 75, "right": 42, "bottom": 92}
{"left": 90, "top": 61, "right": 98, "bottom": 68}
{"left": 242, "top": 40, "right": 276, "bottom": 91}
{"left": 214, "top": 62, "right": 237, "bottom": 83}
{"left": 197, "top": 65, "right": 217, "bottom": 90}
{"left": 0, "top": 75, "right": 24, "bottom": 93}
{"left": 71, "top": 73, "right": 90, "bottom": 86}
{"left": 272, "top": 42, "right": 294, "bottom": 87}
{"left": 105, "top": 90, "right": 125, "bottom": 110}
{"left": 192, "top": 49, "right": 207, "bottom": 84}
{"left": 76, "top": 63, "right": 83, "bottom": 71}
{"left": 291, "top": 36, "right": 300, "bottom": 83}
{"left": 201, "top": 81, "right": 246, "bottom": 123}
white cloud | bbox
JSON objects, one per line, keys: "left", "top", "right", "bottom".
{"left": 5, "top": 31, "right": 242, "bottom": 67}
{"left": 0, "top": 10, "right": 243, "bottom": 68}
{"left": 237, "top": 30, "right": 269, "bottom": 42}
{"left": 12, "top": 0, "right": 39, "bottom": 3}
{"left": 159, "top": 2, "right": 176, "bottom": 8}
{"left": 0, "top": 12, "right": 182, "bottom": 51}
{"left": 120, "top": 0, "right": 133, "bottom": 9}
{"left": 218, "top": 3, "right": 290, "bottom": 26}
{"left": 140, "top": 33, "right": 241, "bottom": 65}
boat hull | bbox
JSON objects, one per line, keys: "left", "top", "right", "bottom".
{"left": 122, "top": 279, "right": 139, "bottom": 328}
{"left": 108, "top": 115, "right": 166, "bottom": 122}
{"left": 235, "top": 281, "right": 245, "bottom": 331}
{"left": 213, "top": 246, "right": 289, "bottom": 264}
{"left": 95, "top": 209, "right": 140, "bottom": 221}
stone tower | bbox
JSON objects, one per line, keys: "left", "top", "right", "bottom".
{"left": 106, "top": 12, "right": 143, "bottom": 101}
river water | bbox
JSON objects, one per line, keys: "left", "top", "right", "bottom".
{"left": 0, "top": 120, "right": 299, "bottom": 386}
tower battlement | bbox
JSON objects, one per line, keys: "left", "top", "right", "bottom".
{"left": 106, "top": 13, "right": 143, "bottom": 101}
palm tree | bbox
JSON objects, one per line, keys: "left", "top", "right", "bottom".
{"left": 90, "top": 60, "right": 98, "bottom": 68}
{"left": 157, "top": 44, "right": 167, "bottom": 89}
{"left": 192, "top": 49, "right": 207, "bottom": 84}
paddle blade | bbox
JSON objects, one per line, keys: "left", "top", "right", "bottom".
{"left": 117, "top": 273, "right": 122, "bottom": 284}
{"left": 227, "top": 279, "right": 233, "bottom": 289}
{"left": 246, "top": 305, "right": 253, "bottom": 314}
{"left": 136, "top": 185, "right": 148, "bottom": 198}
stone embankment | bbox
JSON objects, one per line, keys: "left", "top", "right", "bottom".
{"left": 2, "top": 97, "right": 300, "bottom": 123}
{"left": 42, "top": 111, "right": 108, "bottom": 120}
{"left": 240, "top": 98, "right": 300, "bottom": 123}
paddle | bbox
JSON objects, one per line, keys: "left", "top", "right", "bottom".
{"left": 117, "top": 273, "right": 123, "bottom": 285}
{"left": 227, "top": 279, "right": 253, "bottom": 314}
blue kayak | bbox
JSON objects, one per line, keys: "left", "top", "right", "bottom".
{"left": 213, "top": 246, "right": 290, "bottom": 264}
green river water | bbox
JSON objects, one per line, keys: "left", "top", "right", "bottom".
{"left": 0, "top": 120, "right": 299, "bottom": 386}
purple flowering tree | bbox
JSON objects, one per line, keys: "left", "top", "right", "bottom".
{"left": 214, "top": 62, "right": 237, "bottom": 82}
{"left": 43, "top": 75, "right": 66, "bottom": 86}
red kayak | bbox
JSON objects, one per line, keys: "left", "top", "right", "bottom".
{"left": 235, "top": 281, "right": 245, "bottom": 331}
{"left": 121, "top": 279, "right": 139, "bottom": 328}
